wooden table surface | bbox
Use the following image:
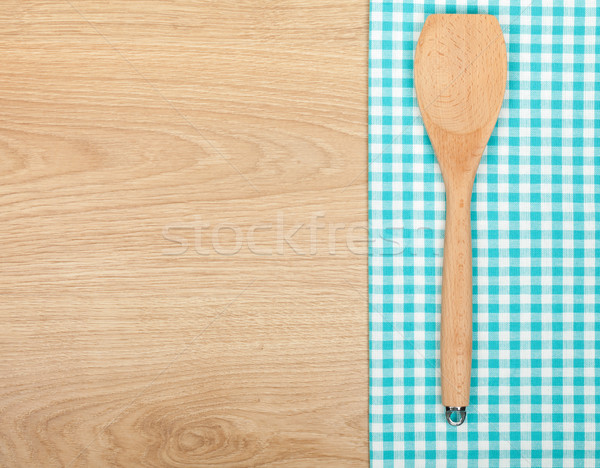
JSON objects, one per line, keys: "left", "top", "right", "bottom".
{"left": 0, "top": 1, "right": 368, "bottom": 466}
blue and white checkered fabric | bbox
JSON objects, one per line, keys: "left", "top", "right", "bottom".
{"left": 369, "top": 1, "right": 600, "bottom": 466}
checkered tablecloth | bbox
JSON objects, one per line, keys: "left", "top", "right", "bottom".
{"left": 369, "top": 1, "right": 600, "bottom": 466}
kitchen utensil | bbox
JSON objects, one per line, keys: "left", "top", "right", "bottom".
{"left": 414, "top": 14, "right": 507, "bottom": 426}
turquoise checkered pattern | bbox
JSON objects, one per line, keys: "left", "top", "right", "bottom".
{"left": 369, "top": 1, "right": 600, "bottom": 466}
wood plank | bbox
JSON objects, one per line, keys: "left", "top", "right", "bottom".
{"left": 0, "top": 0, "right": 368, "bottom": 466}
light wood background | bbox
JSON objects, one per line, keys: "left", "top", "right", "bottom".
{"left": 0, "top": 0, "right": 368, "bottom": 466}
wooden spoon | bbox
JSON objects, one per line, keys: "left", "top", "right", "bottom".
{"left": 414, "top": 14, "right": 506, "bottom": 426}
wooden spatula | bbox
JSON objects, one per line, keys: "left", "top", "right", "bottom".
{"left": 414, "top": 14, "right": 506, "bottom": 426}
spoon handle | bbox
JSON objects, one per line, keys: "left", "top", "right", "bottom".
{"left": 441, "top": 189, "right": 473, "bottom": 414}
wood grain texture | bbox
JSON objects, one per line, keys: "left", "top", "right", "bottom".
{"left": 414, "top": 14, "right": 506, "bottom": 409}
{"left": 0, "top": 1, "right": 368, "bottom": 466}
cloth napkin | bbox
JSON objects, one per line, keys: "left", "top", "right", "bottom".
{"left": 369, "top": 1, "right": 599, "bottom": 466}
